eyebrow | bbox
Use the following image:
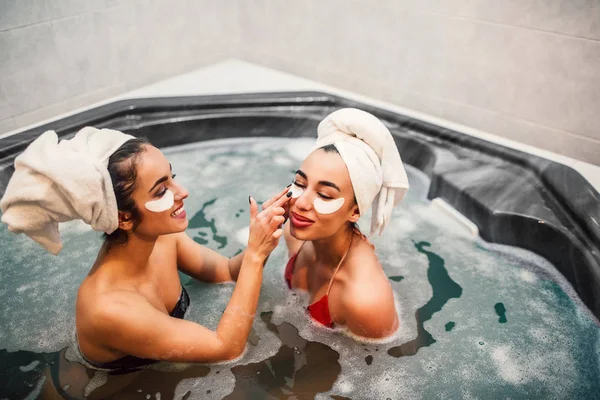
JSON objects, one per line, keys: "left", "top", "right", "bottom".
{"left": 295, "top": 169, "right": 341, "bottom": 192}
{"left": 149, "top": 163, "right": 172, "bottom": 193}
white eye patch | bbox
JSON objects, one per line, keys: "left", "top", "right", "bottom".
{"left": 145, "top": 189, "right": 174, "bottom": 212}
{"left": 314, "top": 197, "right": 345, "bottom": 214}
{"left": 289, "top": 183, "right": 304, "bottom": 199}
{"left": 289, "top": 182, "right": 345, "bottom": 214}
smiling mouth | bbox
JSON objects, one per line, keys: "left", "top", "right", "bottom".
{"left": 291, "top": 212, "right": 314, "bottom": 223}
{"left": 171, "top": 204, "right": 185, "bottom": 217}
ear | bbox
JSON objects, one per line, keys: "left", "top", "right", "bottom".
{"left": 349, "top": 205, "right": 360, "bottom": 223}
{"left": 118, "top": 211, "right": 134, "bottom": 231}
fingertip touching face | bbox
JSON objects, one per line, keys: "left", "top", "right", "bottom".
{"left": 123, "top": 145, "right": 189, "bottom": 239}
{"left": 289, "top": 148, "right": 359, "bottom": 240}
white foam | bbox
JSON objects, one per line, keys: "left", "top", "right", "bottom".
{"left": 23, "top": 375, "right": 46, "bottom": 400}
{"left": 335, "top": 377, "right": 354, "bottom": 393}
{"left": 84, "top": 371, "right": 108, "bottom": 397}
{"left": 273, "top": 156, "right": 294, "bottom": 166}
{"left": 519, "top": 270, "right": 537, "bottom": 283}
{"left": 174, "top": 368, "right": 237, "bottom": 400}
{"left": 2, "top": 137, "right": 599, "bottom": 399}
{"left": 285, "top": 138, "right": 316, "bottom": 161}
{"left": 528, "top": 327, "right": 550, "bottom": 343}
{"left": 235, "top": 226, "right": 249, "bottom": 245}
{"left": 60, "top": 219, "right": 93, "bottom": 234}
{"left": 491, "top": 344, "right": 576, "bottom": 395}
{"left": 19, "top": 360, "right": 40, "bottom": 372}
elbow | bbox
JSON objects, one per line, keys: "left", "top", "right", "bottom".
{"left": 223, "top": 342, "right": 246, "bottom": 361}
{"left": 216, "top": 337, "right": 247, "bottom": 361}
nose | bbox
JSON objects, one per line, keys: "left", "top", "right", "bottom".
{"left": 173, "top": 181, "right": 188, "bottom": 201}
{"left": 294, "top": 190, "right": 312, "bottom": 211}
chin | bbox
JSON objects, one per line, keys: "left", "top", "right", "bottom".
{"left": 289, "top": 225, "right": 309, "bottom": 240}
{"left": 178, "top": 219, "right": 189, "bottom": 231}
{"left": 170, "top": 218, "right": 189, "bottom": 233}
{"left": 290, "top": 225, "right": 325, "bottom": 241}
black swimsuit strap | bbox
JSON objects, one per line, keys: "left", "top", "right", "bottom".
{"left": 169, "top": 285, "right": 190, "bottom": 319}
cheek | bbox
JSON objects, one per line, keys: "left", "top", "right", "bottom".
{"left": 314, "top": 198, "right": 345, "bottom": 215}
{"left": 145, "top": 190, "right": 174, "bottom": 213}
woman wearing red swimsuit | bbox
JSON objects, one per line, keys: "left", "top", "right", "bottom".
{"left": 277, "top": 108, "right": 409, "bottom": 339}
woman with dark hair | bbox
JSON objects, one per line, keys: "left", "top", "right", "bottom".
{"left": 275, "top": 108, "right": 410, "bottom": 339}
{"left": 1, "top": 127, "right": 290, "bottom": 373}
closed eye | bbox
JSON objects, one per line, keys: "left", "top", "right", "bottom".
{"left": 156, "top": 174, "right": 177, "bottom": 197}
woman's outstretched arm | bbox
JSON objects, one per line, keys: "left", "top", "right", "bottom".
{"left": 177, "top": 188, "right": 291, "bottom": 282}
{"left": 85, "top": 195, "right": 288, "bottom": 363}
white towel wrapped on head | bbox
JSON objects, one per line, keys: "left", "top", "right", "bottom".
{"left": 313, "top": 108, "right": 409, "bottom": 236}
{"left": 0, "top": 127, "right": 135, "bottom": 255}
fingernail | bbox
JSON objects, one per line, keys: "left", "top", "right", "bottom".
{"left": 248, "top": 195, "right": 251, "bottom": 204}
{"left": 286, "top": 192, "right": 292, "bottom": 197}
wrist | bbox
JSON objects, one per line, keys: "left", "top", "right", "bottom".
{"left": 243, "top": 248, "right": 266, "bottom": 266}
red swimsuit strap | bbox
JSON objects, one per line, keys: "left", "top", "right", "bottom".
{"left": 326, "top": 236, "right": 354, "bottom": 296}
{"left": 289, "top": 237, "right": 354, "bottom": 295}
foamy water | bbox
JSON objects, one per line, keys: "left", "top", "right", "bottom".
{"left": 1, "top": 137, "right": 598, "bottom": 399}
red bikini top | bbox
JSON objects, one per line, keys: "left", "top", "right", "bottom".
{"left": 284, "top": 242, "right": 350, "bottom": 329}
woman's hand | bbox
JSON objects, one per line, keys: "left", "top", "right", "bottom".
{"left": 261, "top": 186, "right": 291, "bottom": 224}
{"left": 247, "top": 190, "right": 291, "bottom": 260}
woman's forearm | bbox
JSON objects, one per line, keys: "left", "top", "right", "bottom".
{"left": 228, "top": 247, "right": 272, "bottom": 281}
{"left": 216, "top": 250, "right": 264, "bottom": 359}
{"left": 227, "top": 249, "right": 246, "bottom": 281}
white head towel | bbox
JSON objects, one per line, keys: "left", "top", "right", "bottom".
{"left": 0, "top": 127, "right": 135, "bottom": 255}
{"left": 313, "top": 108, "right": 409, "bottom": 236}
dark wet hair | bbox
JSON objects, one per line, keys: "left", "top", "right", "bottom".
{"left": 319, "top": 144, "right": 339, "bottom": 155}
{"left": 318, "top": 144, "right": 361, "bottom": 235}
{"left": 103, "top": 137, "right": 150, "bottom": 246}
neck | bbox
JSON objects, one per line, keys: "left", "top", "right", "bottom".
{"left": 312, "top": 224, "right": 354, "bottom": 267}
{"left": 102, "top": 233, "right": 158, "bottom": 276}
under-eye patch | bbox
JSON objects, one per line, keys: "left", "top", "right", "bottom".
{"left": 314, "top": 197, "right": 345, "bottom": 214}
{"left": 289, "top": 183, "right": 304, "bottom": 199}
{"left": 145, "top": 189, "right": 174, "bottom": 212}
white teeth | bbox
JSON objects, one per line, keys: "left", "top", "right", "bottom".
{"left": 171, "top": 206, "right": 184, "bottom": 217}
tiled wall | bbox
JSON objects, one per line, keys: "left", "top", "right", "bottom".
{"left": 2, "top": 1, "right": 599, "bottom": 164}
{"left": 0, "top": 0, "right": 239, "bottom": 133}
{"left": 237, "top": 0, "right": 600, "bottom": 164}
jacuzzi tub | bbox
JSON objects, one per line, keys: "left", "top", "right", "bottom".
{"left": 2, "top": 91, "right": 598, "bottom": 319}
{"left": 1, "top": 63, "right": 599, "bottom": 399}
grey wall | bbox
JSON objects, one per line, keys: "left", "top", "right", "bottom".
{"left": 237, "top": 0, "right": 600, "bottom": 164}
{"left": 1, "top": 1, "right": 599, "bottom": 164}
{"left": 0, "top": 0, "right": 239, "bottom": 133}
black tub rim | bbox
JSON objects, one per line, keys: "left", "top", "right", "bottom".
{"left": 0, "top": 91, "right": 599, "bottom": 319}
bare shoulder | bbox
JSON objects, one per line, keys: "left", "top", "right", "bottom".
{"left": 77, "top": 288, "right": 150, "bottom": 337}
{"left": 170, "top": 230, "right": 206, "bottom": 258}
{"left": 344, "top": 254, "right": 393, "bottom": 306}
{"left": 343, "top": 239, "right": 388, "bottom": 284}
{"left": 337, "top": 239, "right": 398, "bottom": 339}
